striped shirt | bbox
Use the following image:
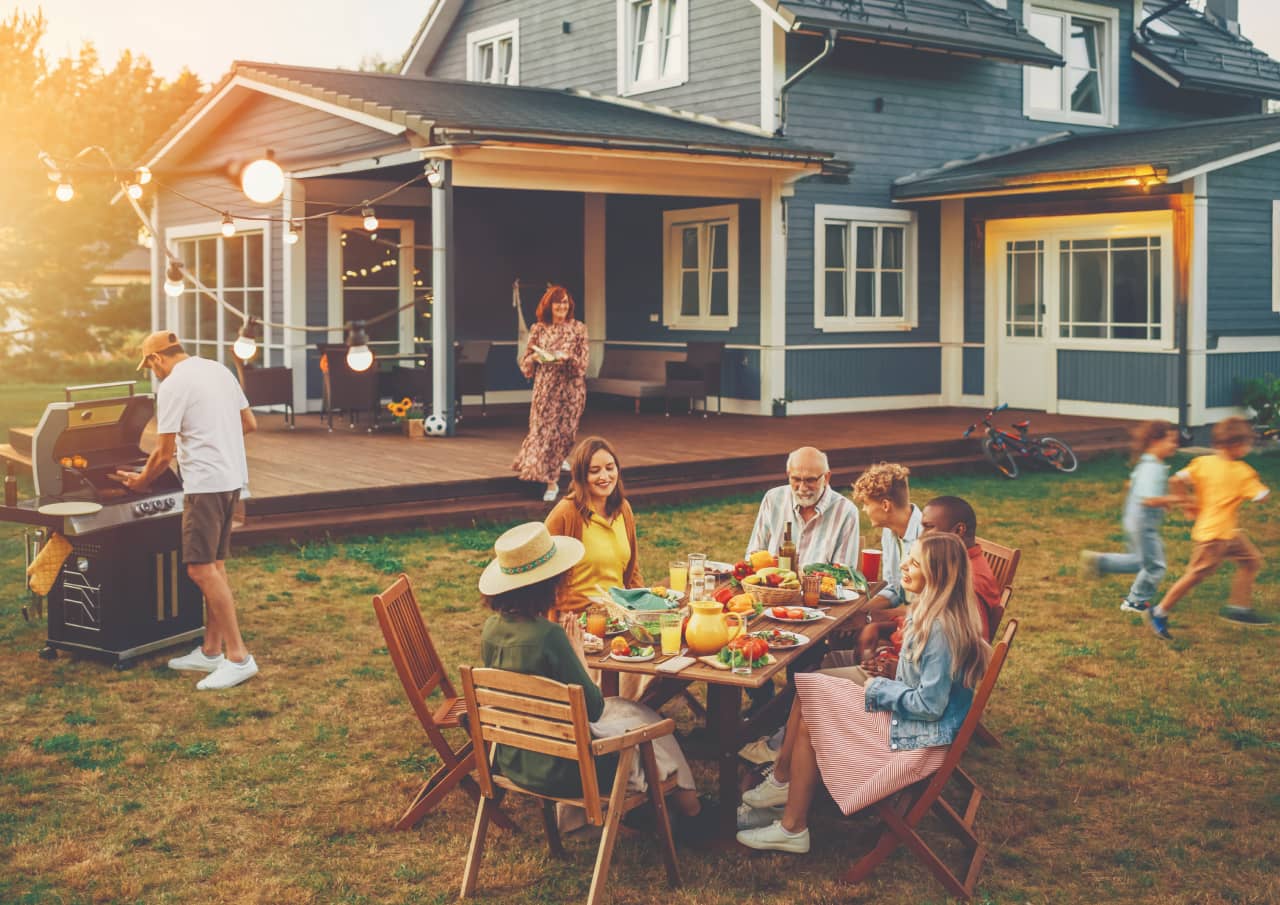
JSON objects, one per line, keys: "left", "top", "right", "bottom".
{"left": 746, "top": 484, "right": 860, "bottom": 568}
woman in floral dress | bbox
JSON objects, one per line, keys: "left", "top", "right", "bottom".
{"left": 513, "top": 285, "right": 590, "bottom": 501}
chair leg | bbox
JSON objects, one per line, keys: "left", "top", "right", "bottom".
{"left": 587, "top": 747, "right": 635, "bottom": 905}
{"left": 974, "top": 721, "right": 1002, "bottom": 748}
{"left": 541, "top": 800, "right": 568, "bottom": 860}
{"left": 878, "top": 798, "right": 973, "bottom": 899}
{"left": 678, "top": 689, "right": 707, "bottom": 721}
{"left": 460, "top": 795, "right": 497, "bottom": 898}
{"left": 639, "top": 742, "right": 680, "bottom": 888}
{"left": 393, "top": 748, "right": 478, "bottom": 830}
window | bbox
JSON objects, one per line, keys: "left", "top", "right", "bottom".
{"left": 1024, "top": 1, "right": 1117, "bottom": 127}
{"left": 814, "top": 204, "right": 917, "bottom": 331}
{"left": 172, "top": 230, "right": 280, "bottom": 365}
{"left": 1005, "top": 240, "right": 1045, "bottom": 338}
{"left": 467, "top": 20, "right": 519, "bottom": 85}
{"left": 339, "top": 227, "right": 404, "bottom": 353}
{"left": 1058, "top": 236, "right": 1163, "bottom": 340}
{"left": 617, "top": 0, "right": 687, "bottom": 95}
{"left": 662, "top": 204, "right": 738, "bottom": 330}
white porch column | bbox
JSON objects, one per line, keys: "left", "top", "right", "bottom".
{"left": 759, "top": 177, "right": 787, "bottom": 415}
{"left": 282, "top": 178, "right": 309, "bottom": 411}
{"left": 939, "top": 199, "right": 965, "bottom": 405}
{"left": 431, "top": 159, "right": 457, "bottom": 433}
{"left": 584, "top": 193, "right": 606, "bottom": 377}
{"left": 1188, "top": 175, "right": 1209, "bottom": 428}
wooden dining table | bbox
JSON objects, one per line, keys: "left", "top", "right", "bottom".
{"left": 595, "top": 582, "right": 885, "bottom": 839}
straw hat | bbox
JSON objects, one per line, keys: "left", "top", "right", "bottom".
{"left": 478, "top": 522, "right": 584, "bottom": 597}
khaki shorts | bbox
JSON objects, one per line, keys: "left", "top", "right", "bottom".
{"left": 182, "top": 490, "right": 240, "bottom": 564}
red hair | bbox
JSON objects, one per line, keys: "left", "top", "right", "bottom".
{"left": 534, "top": 285, "right": 575, "bottom": 325}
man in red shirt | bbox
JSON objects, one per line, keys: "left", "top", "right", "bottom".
{"left": 920, "top": 496, "right": 1003, "bottom": 640}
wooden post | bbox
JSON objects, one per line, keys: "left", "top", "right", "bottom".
{"left": 431, "top": 160, "right": 456, "bottom": 435}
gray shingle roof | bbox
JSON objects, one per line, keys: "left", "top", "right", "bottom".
{"left": 771, "top": 0, "right": 1062, "bottom": 67}
{"left": 1132, "top": 2, "right": 1280, "bottom": 97}
{"left": 892, "top": 111, "right": 1280, "bottom": 199}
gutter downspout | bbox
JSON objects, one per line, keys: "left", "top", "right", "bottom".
{"left": 777, "top": 29, "right": 836, "bottom": 136}
{"left": 1139, "top": 0, "right": 1188, "bottom": 42}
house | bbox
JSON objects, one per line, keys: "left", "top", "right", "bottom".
{"left": 138, "top": 0, "right": 1280, "bottom": 433}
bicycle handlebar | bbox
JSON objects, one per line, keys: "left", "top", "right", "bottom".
{"left": 962, "top": 402, "right": 1010, "bottom": 437}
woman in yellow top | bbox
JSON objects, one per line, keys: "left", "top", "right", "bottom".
{"left": 544, "top": 435, "right": 643, "bottom": 617}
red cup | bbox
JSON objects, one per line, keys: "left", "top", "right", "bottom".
{"left": 859, "top": 548, "right": 882, "bottom": 583}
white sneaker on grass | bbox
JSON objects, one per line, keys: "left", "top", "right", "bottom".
{"left": 737, "top": 803, "right": 784, "bottom": 830}
{"left": 736, "top": 820, "right": 810, "bottom": 854}
{"left": 742, "top": 774, "right": 790, "bottom": 809}
{"left": 168, "top": 647, "right": 224, "bottom": 673}
{"left": 196, "top": 654, "right": 259, "bottom": 690}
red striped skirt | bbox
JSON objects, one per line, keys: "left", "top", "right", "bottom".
{"left": 794, "top": 673, "right": 949, "bottom": 816}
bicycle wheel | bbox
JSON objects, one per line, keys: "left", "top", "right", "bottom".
{"left": 1038, "top": 437, "right": 1078, "bottom": 473}
{"left": 982, "top": 437, "right": 1019, "bottom": 479}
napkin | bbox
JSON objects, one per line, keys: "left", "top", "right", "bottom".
{"left": 609, "top": 587, "right": 677, "bottom": 612}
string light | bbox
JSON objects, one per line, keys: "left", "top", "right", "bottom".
{"left": 233, "top": 317, "right": 260, "bottom": 362}
{"left": 126, "top": 182, "right": 144, "bottom": 200}
{"left": 135, "top": 166, "right": 152, "bottom": 185}
{"left": 345, "top": 322, "right": 373, "bottom": 372}
{"left": 425, "top": 159, "right": 445, "bottom": 188}
{"left": 361, "top": 205, "right": 378, "bottom": 232}
{"left": 55, "top": 180, "right": 74, "bottom": 202}
{"left": 163, "top": 261, "right": 185, "bottom": 298}
{"left": 285, "top": 221, "right": 301, "bottom": 245}
{"left": 137, "top": 227, "right": 153, "bottom": 249}
{"left": 240, "top": 152, "right": 284, "bottom": 204}
{"left": 221, "top": 213, "right": 236, "bottom": 238}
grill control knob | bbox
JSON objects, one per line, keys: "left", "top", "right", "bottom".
{"left": 132, "top": 503, "right": 145, "bottom": 517}
{"left": 163, "top": 497, "right": 175, "bottom": 511}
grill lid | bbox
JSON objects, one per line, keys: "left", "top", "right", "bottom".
{"left": 33, "top": 382, "right": 156, "bottom": 498}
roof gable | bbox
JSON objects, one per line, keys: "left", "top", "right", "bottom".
{"left": 1132, "top": 1, "right": 1280, "bottom": 97}
{"left": 399, "top": 0, "right": 466, "bottom": 77}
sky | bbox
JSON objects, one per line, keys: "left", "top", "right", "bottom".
{"left": 11, "top": 0, "right": 1280, "bottom": 84}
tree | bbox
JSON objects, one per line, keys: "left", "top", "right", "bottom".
{"left": 0, "top": 10, "right": 203, "bottom": 358}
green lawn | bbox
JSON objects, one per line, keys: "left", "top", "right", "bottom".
{"left": 0, "top": 389, "right": 1277, "bottom": 903}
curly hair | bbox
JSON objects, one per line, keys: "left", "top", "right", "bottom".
{"left": 851, "top": 462, "right": 911, "bottom": 507}
{"left": 534, "top": 284, "right": 576, "bottom": 325}
{"left": 1211, "top": 415, "right": 1253, "bottom": 449}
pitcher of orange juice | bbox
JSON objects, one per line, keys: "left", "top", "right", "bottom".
{"left": 684, "top": 600, "right": 748, "bottom": 656}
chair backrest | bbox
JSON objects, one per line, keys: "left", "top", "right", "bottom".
{"left": 908, "top": 619, "right": 1018, "bottom": 821}
{"left": 460, "top": 666, "right": 604, "bottom": 824}
{"left": 319, "top": 343, "right": 378, "bottom": 409}
{"left": 975, "top": 537, "right": 1020, "bottom": 591}
{"left": 455, "top": 341, "right": 490, "bottom": 394}
{"left": 598, "top": 348, "right": 684, "bottom": 381}
{"left": 237, "top": 364, "right": 293, "bottom": 408}
{"left": 372, "top": 574, "right": 457, "bottom": 735}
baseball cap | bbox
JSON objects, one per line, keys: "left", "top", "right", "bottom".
{"left": 137, "top": 331, "right": 184, "bottom": 371}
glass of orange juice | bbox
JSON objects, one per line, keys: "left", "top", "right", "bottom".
{"left": 669, "top": 560, "right": 688, "bottom": 593}
{"left": 585, "top": 605, "right": 608, "bottom": 639}
{"left": 660, "top": 612, "right": 684, "bottom": 655}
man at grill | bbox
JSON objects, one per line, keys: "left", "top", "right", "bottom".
{"left": 115, "top": 331, "right": 260, "bottom": 690}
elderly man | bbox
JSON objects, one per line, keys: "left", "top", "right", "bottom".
{"left": 745, "top": 446, "right": 860, "bottom": 568}
{"left": 114, "top": 331, "right": 259, "bottom": 690}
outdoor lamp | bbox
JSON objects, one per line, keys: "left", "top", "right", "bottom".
{"left": 240, "top": 152, "right": 284, "bottom": 204}
{"left": 126, "top": 182, "right": 144, "bottom": 200}
{"left": 135, "top": 166, "right": 152, "bottom": 185}
{"left": 285, "top": 221, "right": 301, "bottom": 245}
{"left": 163, "top": 261, "right": 185, "bottom": 298}
{"left": 361, "top": 205, "right": 379, "bottom": 232}
{"left": 55, "top": 179, "right": 74, "bottom": 202}
{"left": 221, "top": 213, "right": 236, "bottom": 238}
{"left": 233, "top": 317, "right": 260, "bottom": 362}
{"left": 425, "top": 160, "right": 445, "bottom": 188}
{"left": 346, "top": 322, "right": 373, "bottom": 372}
{"left": 137, "top": 227, "right": 153, "bottom": 249}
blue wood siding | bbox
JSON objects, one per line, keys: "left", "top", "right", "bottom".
{"left": 1057, "top": 350, "right": 1179, "bottom": 406}
{"left": 425, "top": 0, "right": 760, "bottom": 124}
{"left": 1206, "top": 154, "right": 1280, "bottom": 338}
{"left": 786, "top": 347, "right": 941, "bottom": 400}
{"left": 963, "top": 347, "right": 984, "bottom": 396}
{"left": 1206, "top": 351, "right": 1280, "bottom": 408}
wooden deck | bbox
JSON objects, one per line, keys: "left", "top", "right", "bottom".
{"left": 231, "top": 404, "right": 1135, "bottom": 544}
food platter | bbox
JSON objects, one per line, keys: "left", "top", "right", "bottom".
{"left": 765, "top": 606, "right": 825, "bottom": 624}
{"left": 610, "top": 646, "right": 655, "bottom": 662}
{"left": 750, "top": 629, "right": 810, "bottom": 650}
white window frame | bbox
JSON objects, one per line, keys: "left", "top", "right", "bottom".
{"left": 1272, "top": 200, "right": 1280, "bottom": 312}
{"left": 616, "top": 0, "right": 688, "bottom": 96}
{"left": 466, "top": 19, "right": 520, "bottom": 85}
{"left": 1023, "top": 0, "right": 1119, "bottom": 128}
{"left": 326, "top": 215, "right": 417, "bottom": 355}
{"left": 813, "top": 204, "right": 918, "bottom": 333}
{"left": 662, "top": 204, "right": 738, "bottom": 331}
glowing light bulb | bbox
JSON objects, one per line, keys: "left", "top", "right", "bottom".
{"left": 135, "top": 166, "right": 152, "bottom": 185}
{"left": 163, "top": 262, "right": 185, "bottom": 298}
{"left": 362, "top": 206, "right": 378, "bottom": 232}
{"left": 126, "top": 183, "right": 143, "bottom": 200}
{"left": 425, "top": 160, "right": 444, "bottom": 188}
{"left": 285, "top": 222, "right": 300, "bottom": 245}
{"left": 346, "top": 322, "right": 373, "bottom": 372}
{"left": 137, "top": 227, "right": 153, "bottom": 249}
{"left": 55, "top": 180, "right": 74, "bottom": 202}
{"left": 221, "top": 214, "right": 236, "bottom": 238}
{"left": 240, "top": 154, "right": 285, "bottom": 204}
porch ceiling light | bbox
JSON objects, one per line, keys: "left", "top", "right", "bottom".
{"left": 221, "top": 213, "right": 236, "bottom": 238}
{"left": 240, "top": 151, "right": 285, "bottom": 204}
{"left": 285, "top": 221, "right": 301, "bottom": 245}
{"left": 55, "top": 179, "right": 74, "bottom": 202}
{"left": 233, "top": 317, "right": 260, "bottom": 362}
{"left": 362, "top": 205, "right": 379, "bottom": 232}
{"left": 346, "top": 321, "right": 373, "bottom": 372}
{"left": 424, "top": 160, "right": 445, "bottom": 189}
{"left": 163, "top": 261, "right": 185, "bottom": 298}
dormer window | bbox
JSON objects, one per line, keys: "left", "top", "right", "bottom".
{"left": 1024, "top": 1, "right": 1118, "bottom": 127}
{"left": 617, "top": 0, "right": 688, "bottom": 96}
{"left": 467, "top": 20, "right": 519, "bottom": 85}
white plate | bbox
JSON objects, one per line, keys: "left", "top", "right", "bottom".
{"left": 819, "top": 586, "right": 859, "bottom": 603}
{"left": 704, "top": 560, "right": 734, "bottom": 575}
{"left": 765, "top": 607, "right": 825, "bottom": 624}
{"left": 751, "top": 630, "right": 810, "bottom": 650}
{"left": 611, "top": 648, "right": 656, "bottom": 662}
{"left": 37, "top": 501, "right": 103, "bottom": 516}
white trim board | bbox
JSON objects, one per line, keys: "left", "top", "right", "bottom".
{"left": 1167, "top": 138, "right": 1280, "bottom": 183}
{"left": 787, "top": 393, "right": 944, "bottom": 416}
{"left": 1209, "top": 336, "right": 1280, "bottom": 352}
{"left": 399, "top": 0, "right": 466, "bottom": 76}
{"left": 1056, "top": 400, "right": 1179, "bottom": 421}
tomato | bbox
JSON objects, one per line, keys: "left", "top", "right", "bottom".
{"left": 771, "top": 606, "right": 791, "bottom": 618}
{"left": 786, "top": 608, "right": 805, "bottom": 620}
{"left": 742, "top": 637, "right": 769, "bottom": 661}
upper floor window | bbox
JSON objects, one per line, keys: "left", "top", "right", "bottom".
{"left": 1024, "top": 0, "right": 1118, "bottom": 127}
{"left": 467, "top": 20, "right": 519, "bottom": 85}
{"left": 813, "top": 204, "right": 918, "bottom": 332}
{"left": 662, "top": 204, "right": 738, "bottom": 330}
{"left": 617, "top": 0, "right": 687, "bottom": 96}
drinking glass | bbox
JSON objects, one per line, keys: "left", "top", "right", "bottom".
{"left": 802, "top": 572, "right": 823, "bottom": 607}
{"left": 660, "top": 613, "right": 684, "bottom": 656}
{"left": 585, "top": 605, "right": 608, "bottom": 639}
{"left": 731, "top": 646, "right": 752, "bottom": 676}
{"left": 668, "top": 560, "right": 689, "bottom": 593}
{"left": 687, "top": 553, "right": 707, "bottom": 599}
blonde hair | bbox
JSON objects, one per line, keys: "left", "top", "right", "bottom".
{"left": 852, "top": 462, "right": 911, "bottom": 507}
{"left": 1211, "top": 416, "right": 1252, "bottom": 448}
{"left": 901, "top": 533, "right": 990, "bottom": 690}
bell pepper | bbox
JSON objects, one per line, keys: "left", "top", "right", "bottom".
{"left": 713, "top": 584, "right": 735, "bottom": 605}
{"left": 733, "top": 560, "right": 754, "bottom": 580}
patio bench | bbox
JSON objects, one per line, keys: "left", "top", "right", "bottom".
{"left": 586, "top": 347, "right": 685, "bottom": 413}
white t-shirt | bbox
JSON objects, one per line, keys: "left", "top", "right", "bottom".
{"left": 156, "top": 357, "right": 251, "bottom": 495}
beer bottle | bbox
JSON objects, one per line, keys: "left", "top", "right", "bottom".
{"left": 779, "top": 520, "right": 796, "bottom": 574}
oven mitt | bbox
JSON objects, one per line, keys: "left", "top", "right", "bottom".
{"left": 26, "top": 532, "right": 72, "bottom": 597}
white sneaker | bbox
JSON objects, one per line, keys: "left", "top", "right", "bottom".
{"left": 737, "top": 803, "right": 784, "bottom": 830}
{"left": 736, "top": 820, "right": 810, "bottom": 854}
{"left": 561, "top": 460, "right": 571, "bottom": 472}
{"left": 543, "top": 484, "right": 559, "bottom": 502}
{"left": 742, "top": 774, "right": 790, "bottom": 809}
{"left": 168, "top": 647, "right": 224, "bottom": 673}
{"left": 196, "top": 654, "right": 259, "bottom": 690}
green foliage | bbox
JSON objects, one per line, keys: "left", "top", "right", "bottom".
{"left": 1238, "top": 373, "right": 1280, "bottom": 428}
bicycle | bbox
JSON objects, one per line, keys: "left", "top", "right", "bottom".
{"left": 962, "top": 404, "right": 1078, "bottom": 479}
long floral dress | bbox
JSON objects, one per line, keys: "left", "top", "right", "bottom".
{"left": 513, "top": 318, "right": 590, "bottom": 484}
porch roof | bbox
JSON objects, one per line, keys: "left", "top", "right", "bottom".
{"left": 755, "top": 0, "right": 1062, "bottom": 68}
{"left": 141, "top": 62, "right": 839, "bottom": 173}
{"left": 891, "top": 112, "right": 1280, "bottom": 201}
{"left": 1132, "top": 2, "right": 1280, "bottom": 99}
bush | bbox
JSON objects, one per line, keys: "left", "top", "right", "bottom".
{"left": 1238, "top": 373, "right": 1280, "bottom": 428}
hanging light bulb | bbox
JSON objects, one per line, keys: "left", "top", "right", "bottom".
{"left": 135, "top": 166, "right": 152, "bottom": 185}
{"left": 233, "top": 317, "right": 260, "bottom": 362}
{"left": 285, "top": 222, "right": 301, "bottom": 245}
{"left": 361, "top": 205, "right": 378, "bottom": 232}
{"left": 345, "top": 321, "right": 373, "bottom": 372}
{"left": 38, "top": 151, "right": 62, "bottom": 182}
{"left": 424, "top": 160, "right": 445, "bottom": 188}
{"left": 240, "top": 152, "right": 285, "bottom": 204}
{"left": 126, "top": 182, "right": 144, "bottom": 200}
{"left": 55, "top": 179, "right": 74, "bottom": 202}
{"left": 221, "top": 213, "right": 236, "bottom": 238}
{"left": 163, "top": 261, "right": 185, "bottom": 298}
{"left": 137, "top": 227, "right": 153, "bottom": 249}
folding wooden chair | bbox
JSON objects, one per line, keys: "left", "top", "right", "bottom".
{"left": 372, "top": 574, "right": 514, "bottom": 831}
{"left": 976, "top": 537, "right": 1022, "bottom": 638}
{"left": 459, "top": 666, "right": 681, "bottom": 905}
{"left": 842, "top": 619, "right": 1019, "bottom": 901}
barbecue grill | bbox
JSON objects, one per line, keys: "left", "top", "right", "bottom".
{"left": 0, "top": 381, "right": 203, "bottom": 667}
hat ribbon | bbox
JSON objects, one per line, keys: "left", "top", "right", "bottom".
{"left": 500, "top": 542, "right": 558, "bottom": 575}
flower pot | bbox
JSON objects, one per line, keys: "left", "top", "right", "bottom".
{"left": 402, "top": 419, "right": 425, "bottom": 439}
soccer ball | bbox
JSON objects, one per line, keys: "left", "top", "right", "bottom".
{"left": 423, "top": 414, "right": 448, "bottom": 437}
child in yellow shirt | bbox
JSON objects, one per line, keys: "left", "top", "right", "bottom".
{"left": 1146, "top": 417, "right": 1270, "bottom": 639}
